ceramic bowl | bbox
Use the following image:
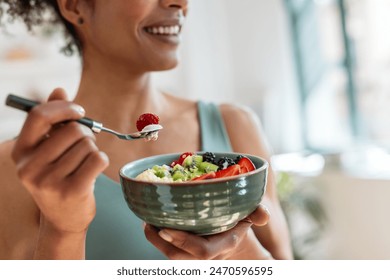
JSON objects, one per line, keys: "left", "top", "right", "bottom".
{"left": 119, "top": 152, "right": 268, "bottom": 235}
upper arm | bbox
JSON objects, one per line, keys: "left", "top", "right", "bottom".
{"left": 0, "top": 140, "right": 40, "bottom": 259}
{"left": 219, "top": 103, "right": 277, "bottom": 199}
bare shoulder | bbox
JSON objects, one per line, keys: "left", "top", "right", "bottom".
{"left": 0, "top": 140, "right": 16, "bottom": 171}
{"left": 219, "top": 103, "right": 271, "bottom": 158}
{"left": 0, "top": 140, "right": 39, "bottom": 259}
{"left": 0, "top": 140, "right": 20, "bottom": 190}
{"left": 165, "top": 92, "right": 197, "bottom": 111}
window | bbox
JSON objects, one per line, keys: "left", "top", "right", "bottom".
{"left": 284, "top": 0, "right": 390, "bottom": 152}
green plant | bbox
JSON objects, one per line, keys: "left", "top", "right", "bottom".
{"left": 277, "top": 171, "right": 327, "bottom": 259}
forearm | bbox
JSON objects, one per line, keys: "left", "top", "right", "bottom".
{"left": 33, "top": 220, "right": 87, "bottom": 260}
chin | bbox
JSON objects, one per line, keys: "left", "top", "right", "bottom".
{"left": 152, "top": 57, "right": 179, "bottom": 71}
{"left": 161, "top": 61, "right": 179, "bottom": 71}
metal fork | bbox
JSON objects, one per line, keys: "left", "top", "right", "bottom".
{"left": 5, "top": 94, "right": 163, "bottom": 141}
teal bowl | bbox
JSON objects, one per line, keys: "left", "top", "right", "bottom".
{"left": 119, "top": 152, "right": 268, "bottom": 235}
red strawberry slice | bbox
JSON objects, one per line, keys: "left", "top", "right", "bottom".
{"left": 191, "top": 172, "right": 216, "bottom": 181}
{"left": 240, "top": 166, "right": 249, "bottom": 173}
{"left": 170, "top": 152, "right": 194, "bottom": 167}
{"left": 177, "top": 152, "right": 194, "bottom": 165}
{"left": 237, "top": 157, "right": 256, "bottom": 173}
{"left": 215, "top": 164, "right": 241, "bottom": 178}
{"left": 136, "top": 113, "right": 160, "bottom": 131}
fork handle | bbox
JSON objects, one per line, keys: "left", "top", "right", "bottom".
{"left": 5, "top": 94, "right": 38, "bottom": 112}
{"left": 5, "top": 94, "right": 103, "bottom": 132}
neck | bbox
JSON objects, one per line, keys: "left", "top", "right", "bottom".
{"left": 73, "top": 59, "right": 166, "bottom": 132}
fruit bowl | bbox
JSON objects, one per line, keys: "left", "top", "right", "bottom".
{"left": 119, "top": 152, "right": 268, "bottom": 235}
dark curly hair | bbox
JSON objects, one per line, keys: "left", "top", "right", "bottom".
{"left": 0, "top": 0, "right": 81, "bottom": 55}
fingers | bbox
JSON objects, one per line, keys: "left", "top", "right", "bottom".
{"left": 9, "top": 88, "right": 108, "bottom": 234}
{"left": 50, "top": 136, "right": 99, "bottom": 177}
{"left": 147, "top": 224, "right": 251, "bottom": 260}
{"left": 11, "top": 87, "right": 108, "bottom": 191}
{"left": 247, "top": 204, "right": 270, "bottom": 226}
{"left": 157, "top": 204, "right": 270, "bottom": 258}
{"left": 144, "top": 224, "right": 198, "bottom": 260}
{"left": 70, "top": 150, "right": 109, "bottom": 187}
{"left": 12, "top": 91, "right": 85, "bottom": 161}
{"left": 159, "top": 228, "right": 220, "bottom": 259}
{"left": 145, "top": 204, "right": 271, "bottom": 260}
{"left": 40, "top": 136, "right": 105, "bottom": 189}
{"left": 36, "top": 122, "right": 95, "bottom": 163}
{"left": 47, "top": 88, "right": 69, "bottom": 102}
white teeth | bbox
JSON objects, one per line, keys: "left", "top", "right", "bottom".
{"left": 146, "top": 25, "right": 181, "bottom": 35}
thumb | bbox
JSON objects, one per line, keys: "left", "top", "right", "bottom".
{"left": 246, "top": 204, "right": 270, "bottom": 226}
{"left": 47, "top": 88, "right": 69, "bottom": 102}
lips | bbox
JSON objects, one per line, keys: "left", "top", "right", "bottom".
{"left": 143, "top": 20, "right": 182, "bottom": 46}
{"left": 142, "top": 16, "right": 184, "bottom": 45}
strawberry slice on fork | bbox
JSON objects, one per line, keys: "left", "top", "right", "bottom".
{"left": 136, "top": 113, "right": 160, "bottom": 131}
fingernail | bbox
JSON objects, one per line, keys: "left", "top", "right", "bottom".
{"left": 142, "top": 222, "right": 146, "bottom": 229}
{"left": 99, "top": 151, "right": 109, "bottom": 163}
{"left": 158, "top": 230, "right": 173, "bottom": 243}
{"left": 261, "top": 204, "right": 271, "bottom": 216}
{"left": 71, "top": 104, "right": 85, "bottom": 115}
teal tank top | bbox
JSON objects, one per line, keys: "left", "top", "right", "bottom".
{"left": 86, "top": 101, "right": 232, "bottom": 259}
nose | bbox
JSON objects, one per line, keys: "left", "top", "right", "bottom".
{"left": 160, "top": 0, "right": 188, "bottom": 12}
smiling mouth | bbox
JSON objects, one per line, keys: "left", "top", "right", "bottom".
{"left": 144, "top": 25, "right": 181, "bottom": 36}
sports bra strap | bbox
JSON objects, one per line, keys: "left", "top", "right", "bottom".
{"left": 197, "top": 101, "right": 233, "bottom": 152}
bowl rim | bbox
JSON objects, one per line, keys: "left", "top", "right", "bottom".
{"left": 119, "top": 152, "right": 269, "bottom": 185}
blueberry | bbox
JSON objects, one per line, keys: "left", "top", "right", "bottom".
{"left": 203, "top": 152, "right": 216, "bottom": 164}
{"left": 217, "top": 157, "right": 235, "bottom": 170}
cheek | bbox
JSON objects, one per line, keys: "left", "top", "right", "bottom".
{"left": 86, "top": 0, "right": 158, "bottom": 47}
{"left": 86, "top": 10, "right": 135, "bottom": 51}
{"left": 89, "top": 1, "right": 150, "bottom": 44}
{"left": 124, "top": 1, "right": 153, "bottom": 18}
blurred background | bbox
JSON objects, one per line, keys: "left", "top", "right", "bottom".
{"left": 1, "top": 0, "right": 390, "bottom": 259}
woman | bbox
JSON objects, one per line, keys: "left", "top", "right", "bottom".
{"left": 0, "top": 0, "right": 292, "bottom": 260}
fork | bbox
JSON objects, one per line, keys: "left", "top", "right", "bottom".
{"left": 5, "top": 94, "right": 163, "bottom": 141}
